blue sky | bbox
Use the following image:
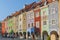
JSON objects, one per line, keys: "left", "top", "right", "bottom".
{"left": 0, "top": 0, "right": 40, "bottom": 21}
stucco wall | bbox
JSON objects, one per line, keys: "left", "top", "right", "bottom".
{"left": 48, "top": 1, "right": 59, "bottom": 35}
{"left": 22, "top": 12, "right": 27, "bottom": 32}
{"left": 18, "top": 14, "right": 23, "bottom": 33}
{"left": 26, "top": 10, "right": 34, "bottom": 33}
{"left": 41, "top": 5, "right": 49, "bottom": 34}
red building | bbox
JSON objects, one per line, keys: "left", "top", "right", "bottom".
{"left": 2, "top": 21, "right": 5, "bottom": 36}
{"left": 34, "top": 7, "right": 41, "bottom": 35}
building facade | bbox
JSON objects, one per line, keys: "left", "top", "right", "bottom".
{"left": 33, "top": 6, "right": 41, "bottom": 36}
{"left": 8, "top": 16, "right": 13, "bottom": 33}
{"left": 41, "top": 5, "right": 49, "bottom": 40}
{"left": 11, "top": 14, "right": 18, "bottom": 34}
{"left": 22, "top": 12, "right": 27, "bottom": 33}
{"left": 26, "top": 10, "right": 34, "bottom": 36}
{"left": 2, "top": 20, "right": 6, "bottom": 36}
{"left": 18, "top": 12, "right": 23, "bottom": 34}
{"left": 48, "top": 1, "right": 59, "bottom": 40}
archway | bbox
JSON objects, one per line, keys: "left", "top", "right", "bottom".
{"left": 50, "top": 31, "right": 59, "bottom": 40}
{"left": 42, "top": 31, "right": 48, "bottom": 40}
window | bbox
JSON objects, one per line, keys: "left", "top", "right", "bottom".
{"left": 36, "top": 21, "right": 40, "bottom": 28}
{"left": 52, "top": 8, "right": 56, "bottom": 14}
{"left": 20, "top": 25, "right": 21, "bottom": 28}
{"left": 31, "top": 23, "right": 33, "bottom": 27}
{"left": 43, "top": 16, "right": 47, "bottom": 20}
{"left": 24, "top": 18, "right": 25, "bottom": 20}
{"left": 52, "top": 19, "right": 56, "bottom": 25}
{"left": 20, "top": 18, "right": 21, "bottom": 21}
{"left": 30, "top": 13, "right": 33, "bottom": 16}
{"left": 19, "top": 29, "right": 22, "bottom": 31}
{"left": 28, "top": 24, "right": 30, "bottom": 27}
{"left": 30, "top": 12, "right": 34, "bottom": 19}
{"left": 43, "top": 11, "right": 46, "bottom": 16}
{"left": 43, "top": 21, "right": 47, "bottom": 25}
{"left": 35, "top": 12, "right": 39, "bottom": 17}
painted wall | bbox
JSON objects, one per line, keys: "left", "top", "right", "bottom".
{"left": 5, "top": 19, "right": 8, "bottom": 33}
{"left": 2, "top": 21, "right": 5, "bottom": 34}
{"left": 12, "top": 16, "right": 18, "bottom": 33}
{"left": 8, "top": 18, "right": 13, "bottom": 33}
{"left": 41, "top": 5, "right": 49, "bottom": 34}
{"left": 26, "top": 10, "right": 34, "bottom": 34}
{"left": 15, "top": 15, "right": 19, "bottom": 33}
{"left": 48, "top": 1, "right": 59, "bottom": 34}
{"left": 18, "top": 13, "right": 23, "bottom": 33}
{"left": 22, "top": 12, "right": 27, "bottom": 32}
{"left": 34, "top": 6, "right": 41, "bottom": 33}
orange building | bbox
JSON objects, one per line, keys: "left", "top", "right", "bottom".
{"left": 2, "top": 21, "right": 6, "bottom": 36}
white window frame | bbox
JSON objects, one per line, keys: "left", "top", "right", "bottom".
{"left": 51, "top": 19, "right": 56, "bottom": 25}
{"left": 36, "top": 21, "right": 40, "bottom": 28}
{"left": 35, "top": 12, "right": 40, "bottom": 17}
{"left": 43, "top": 20, "right": 47, "bottom": 25}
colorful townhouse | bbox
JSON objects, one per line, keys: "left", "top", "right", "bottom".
{"left": 22, "top": 10, "right": 27, "bottom": 36}
{"left": 4, "top": 17, "right": 9, "bottom": 35}
{"left": 14, "top": 12, "right": 19, "bottom": 35}
{"left": 33, "top": 5, "right": 41, "bottom": 37}
{"left": 40, "top": 5, "right": 49, "bottom": 40}
{"left": 11, "top": 13, "right": 19, "bottom": 34}
{"left": 18, "top": 10, "right": 23, "bottom": 36}
{"left": 25, "top": 3, "right": 35, "bottom": 37}
{"left": 48, "top": 1, "right": 59, "bottom": 40}
{"left": 1, "top": 0, "right": 59, "bottom": 39}
{"left": 7, "top": 16, "right": 14, "bottom": 34}
{"left": 13, "top": 9, "right": 27, "bottom": 38}
{"left": 2, "top": 20, "right": 5, "bottom": 36}
{"left": 26, "top": 10, "right": 34, "bottom": 36}
{"left": 2, "top": 16, "right": 11, "bottom": 36}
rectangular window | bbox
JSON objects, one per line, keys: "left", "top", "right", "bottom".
{"left": 36, "top": 21, "right": 40, "bottom": 28}
{"left": 20, "top": 18, "right": 21, "bottom": 21}
{"left": 43, "top": 10, "right": 46, "bottom": 16}
{"left": 30, "top": 13, "right": 34, "bottom": 19}
{"left": 52, "top": 19, "right": 56, "bottom": 25}
{"left": 20, "top": 25, "right": 21, "bottom": 28}
{"left": 50, "top": 8, "right": 56, "bottom": 14}
{"left": 52, "top": 8, "right": 56, "bottom": 14}
{"left": 31, "top": 23, "right": 33, "bottom": 27}
{"left": 35, "top": 12, "right": 40, "bottom": 17}
{"left": 28, "top": 24, "right": 30, "bottom": 27}
{"left": 43, "top": 21, "right": 47, "bottom": 25}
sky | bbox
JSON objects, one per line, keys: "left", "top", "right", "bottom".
{"left": 0, "top": 0, "right": 40, "bottom": 21}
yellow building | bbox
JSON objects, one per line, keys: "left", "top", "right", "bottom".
{"left": 11, "top": 12, "right": 18, "bottom": 33}
{"left": 22, "top": 12, "right": 27, "bottom": 33}
{"left": 18, "top": 11, "right": 23, "bottom": 34}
